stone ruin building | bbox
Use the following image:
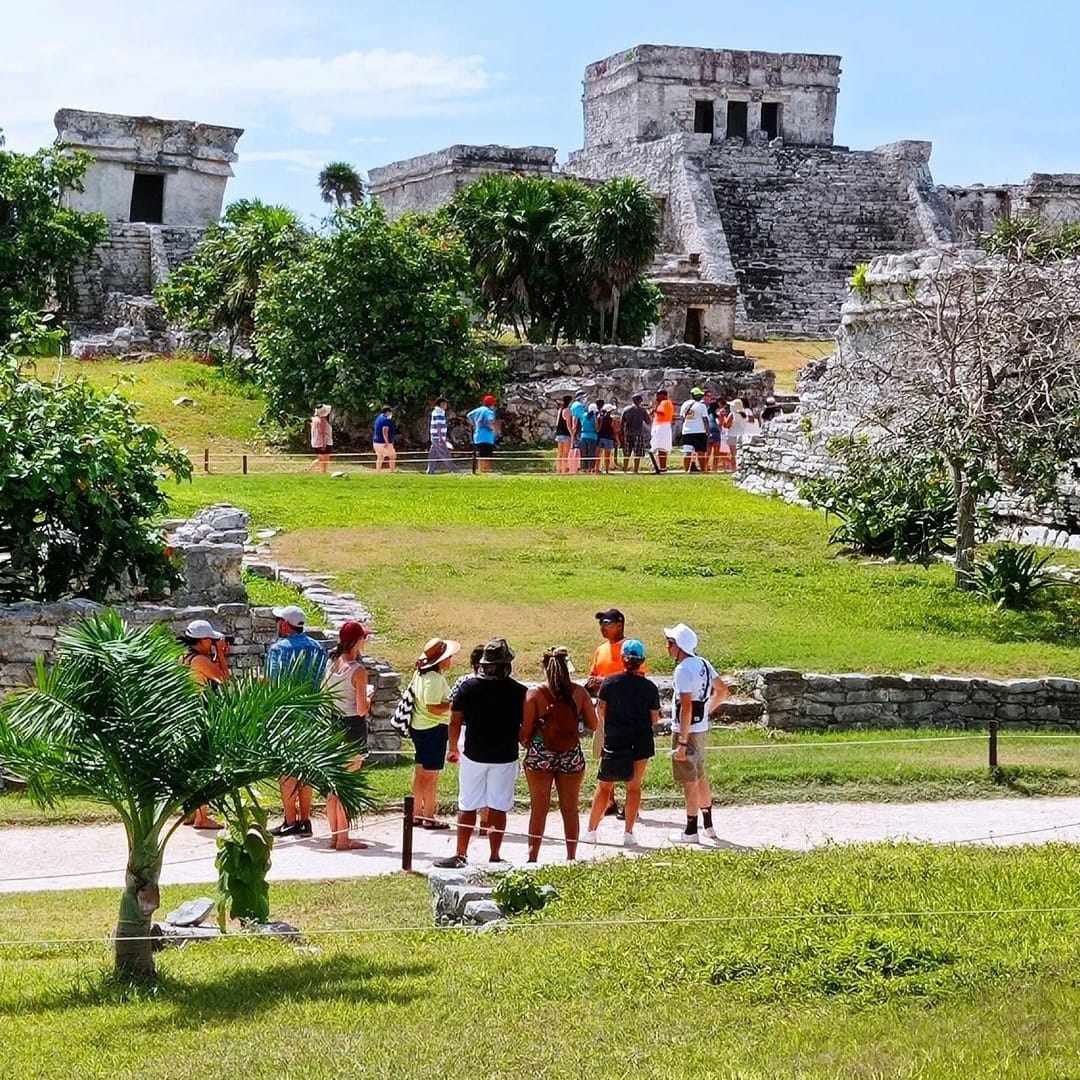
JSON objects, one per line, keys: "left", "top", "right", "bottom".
{"left": 55, "top": 108, "right": 243, "bottom": 356}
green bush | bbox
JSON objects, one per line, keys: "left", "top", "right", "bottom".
{"left": 0, "top": 314, "right": 192, "bottom": 601}
{"left": 492, "top": 870, "right": 547, "bottom": 915}
{"left": 801, "top": 438, "right": 959, "bottom": 564}
{"left": 849, "top": 262, "right": 871, "bottom": 297}
{"left": 963, "top": 544, "right": 1067, "bottom": 609}
{"left": 981, "top": 215, "right": 1080, "bottom": 262}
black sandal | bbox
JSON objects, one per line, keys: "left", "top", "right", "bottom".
{"left": 424, "top": 819, "right": 451, "bottom": 831}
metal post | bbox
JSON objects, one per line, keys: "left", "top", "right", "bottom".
{"left": 471, "top": 450, "right": 478, "bottom": 475}
{"left": 242, "top": 454, "right": 248, "bottom": 475}
{"left": 203, "top": 448, "right": 210, "bottom": 474}
{"left": 988, "top": 719, "right": 999, "bottom": 773}
{"left": 402, "top": 794, "right": 415, "bottom": 872}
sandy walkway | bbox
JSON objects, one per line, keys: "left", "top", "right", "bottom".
{"left": 3, "top": 796, "right": 1079, "bottom": 893}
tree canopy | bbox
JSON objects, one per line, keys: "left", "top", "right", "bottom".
{"left": 318, "top": 161, "right": 365, "bottom": 208}
{"left": 0, "top": 137, "right": 106, "bottom": 340}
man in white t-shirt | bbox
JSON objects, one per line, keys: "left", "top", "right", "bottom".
{"left": 664, "top": 622, "right": 728, "bottom": 844}
{"left": 679, "top": 387, "right": 709, "bottom": 473}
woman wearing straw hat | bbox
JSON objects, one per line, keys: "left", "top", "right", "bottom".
{"left": 310, "top": 404, "right": 333, "bottom": 474}
{"left": 179, "top": 619, "right": 231, "bottom": 830}
{"left": 323, "top": 621, "right": 374, "bottom": 850}
{"left": 407, "top": 637, "right": 460, "bottom": 829}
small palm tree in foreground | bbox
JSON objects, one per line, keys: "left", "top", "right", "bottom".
{"left": 0, "top": 612, "right": 371, "bottom": 980}
{"left": 318, "top": 161, "right": 365, "bottom": 209}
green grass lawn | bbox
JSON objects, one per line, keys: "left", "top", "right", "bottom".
{"left": 7, "top": 727, "right": 1080, "bottom": 826}
{"left": 169, "top": 472, "right": 1080, "bottom": 679}
{"left": 3, "top": 844, "right": 1080, "bottom": 1078}
{"left": 735, "top": 337, "right": 833, "bottom": 392}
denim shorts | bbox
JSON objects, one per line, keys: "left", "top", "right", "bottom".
{"left": 598, "top": 438, "right": 615, "bottom": 450}
{"left": 555, "top": 435, "right": 571, "bottom": 444}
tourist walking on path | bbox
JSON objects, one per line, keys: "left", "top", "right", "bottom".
{"left": 373, "top": 405, "right": 397, "bottom": 472}
{"left": 426, "top": 397, "right": 455, "bottom": 474}
{"left": 267, "top": 605, "right": 328, "bottom": 838}
{"left": 578, "top": 402, "right": 600, "bottom": 474}
{"left": 434, "top": 638, "right": 527, "bottom": 867}
{"left": 664, "top": 622, "right": 728, "bottom": 844}
{"left": 310, "top": 404, "right": 333, "bottom": 474}
{"left": 521, "top": 647, "right": 597, "bottom": 861}
{"left": 597, "top": 403, "right": 618, "bottom": 474}
{"left": 727, "top": 398, "right": 759, "bottom": 472}
{"left": 467, "top": 394, "right": 500, "bottom": 473}
{"left": 650, "top": 389, "right": 674, "bottom": 471}
{"left": 620, "top": 393, "right": 650, "bottom": 473}
{"left": 554, "top": 395, "right": 574, "bottom": 474}
{"left": 679, "top": 387, "right": 709, "bottom": 473}
{"left": 179, "top": 618, "right": 230, "bottom": 831}
{"left": 585, "top": 639, "right": 659, "bottom": 847}
{"left": 323, "top": 621, "right": 373, "bottom": 850}
{"left": 407, "top": 637, "right": 460, "bottom": 831}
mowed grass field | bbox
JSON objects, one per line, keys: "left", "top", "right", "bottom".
{"left": 736, "top": 336, "right": 834, "bottom": 392}
{"left": 170, "top": 473, "right": 1080, "bottom": 679}
{"left": 3, "top": 844, "right": 1080, "bottom": 1078}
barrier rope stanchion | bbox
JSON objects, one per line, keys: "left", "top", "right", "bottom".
{"left": 402, "top": 795, "right": 415, "bottom": 872}
{"left": 989, "top": 719, "right": 999, "bottom": 774}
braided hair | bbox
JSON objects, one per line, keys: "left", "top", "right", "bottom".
{"left": 542, "top": 647, "right": 575, "bottom": 704}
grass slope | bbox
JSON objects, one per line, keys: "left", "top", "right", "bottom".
{"left": 2, "top": 845, "right": 1079, "bottom": 1078}
{"left": 170, "top": 473, "right": 1080, "bottom": 678}
{"left": 736, "top": 337, "right": 833, "bottom": 392}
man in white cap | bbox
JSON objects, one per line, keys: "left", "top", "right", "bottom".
{"left": 663, "top": 623, "right": 728, "bottom": 844}
{"left": 267, "top": 605, "right": 328, "bottom": 838}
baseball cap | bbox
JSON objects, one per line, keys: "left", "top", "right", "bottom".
{"left": 183, "top": 619, "right": 224, "bottom": 641}
{"left": 632, "top": 393, "right": 643, "bottom": 404}
{"left": 663, "top": 623, "right": 699, "bottom": 655}
{"left": 691, "top": 387, "right": 704, "bottom": 398}
{"left": 482, "top": 394, "right": 497, "bottom": 407}
{"left": 272, "top": 605, "right": 307, "bottom": 629}
{"left": 595, "top": 608, "right": 625, "bottom": 624}
{"left": 621, "top": 639, "right": 646, "bottom": 661}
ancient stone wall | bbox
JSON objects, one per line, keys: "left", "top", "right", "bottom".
{"left": 708, "top": 143, "right": 930, "bottom": 335}
{"left": 498, "top": 342, "right": 772, "bottom": 443}
{"left": 750, "top": 668, "right": 1080, "bottom": 731}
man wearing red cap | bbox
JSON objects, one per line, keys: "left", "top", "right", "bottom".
{"left": 467, "top": 394, "right": 500, "bottom": 473}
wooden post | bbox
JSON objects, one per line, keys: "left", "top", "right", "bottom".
{"left": 402, "top": 794, "right": 415, "bottom": 872}
{"left": 471, "top": 450, "right": 478, "bottom": 475}
{"left": 242, "top": 454, "right": 248, "bottom": 475}
{"left": 988, "top": 719, "right": 999, "bottom": 773}
{"left": 203, "top": 448, "right": 210, "bottom": 474}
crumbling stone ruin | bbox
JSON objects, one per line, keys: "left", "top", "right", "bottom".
{"left": 55, "top": 108, "right": 243, "bottom": 356}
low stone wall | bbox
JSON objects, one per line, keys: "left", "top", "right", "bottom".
{"left": 748, "top": 668, "right": 1080, "bottom": 730}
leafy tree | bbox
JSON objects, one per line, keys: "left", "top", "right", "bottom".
{"left": 448, "top": 173, "right": 660, "bottom": 345}
{"left": 0, "top": 139, "right": 107, "bottom": 340}
{"left": 155, "top": 200, "right": 307, "bottom": 358}
{"left": 0, "top": 314, "right": 192, "bottom": 602}
{"left": 252, "top": 203, "right": 499, "bottom": 434}
{"left": 318, "top": 161, "right": 365, "bottom": 209}
{"left": 0, "top": 611, "right": 371, "bottom": 980}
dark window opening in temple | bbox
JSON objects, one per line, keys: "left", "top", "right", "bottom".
{"left": 129, "top": 173, "right": 164, "bottom": 224}
{"left": 684, "top": 307, "right": 704, "bottom": 347}
{"left": 693, "top": 99, "right": 714, "bottom": 136}
{"left": 726, "top": 100, "right": 748, "bottom": 141}
{"left": 762, "top": 102, "right": 781, "bottom": 141}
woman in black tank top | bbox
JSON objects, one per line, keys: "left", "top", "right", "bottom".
{"left": 554, "top": 394, "right": 573, "bottom": 474}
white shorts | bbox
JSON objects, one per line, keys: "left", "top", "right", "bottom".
{"left": 650, "top": 424, "right": 672, "bottom": 452}
{"left": 458, "top": 755, "right": 519, "bottom": 813}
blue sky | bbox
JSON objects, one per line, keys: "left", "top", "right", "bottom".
{"left": 5, "top": 0, "right": 1077, "bottom": 224}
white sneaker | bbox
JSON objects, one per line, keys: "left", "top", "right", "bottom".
{"left": 703, "top": 827, "right": 719, "bottom": 842}
{"left": 669, "top": 829, "right": 702, "bottom": 845}
{"left": 623, "top": 830, "right": 639, "bottom": 848}
{"left": 583, "top": 830, "right": 599, "bottom": 845}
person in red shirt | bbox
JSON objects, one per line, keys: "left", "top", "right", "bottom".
{"left": 586, "top": 608, "right": 648, "bottom": 820}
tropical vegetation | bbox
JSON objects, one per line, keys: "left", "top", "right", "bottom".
{"left": 0, "top": 612, "right": 371, "bottom": 979}
{"left": 317, "top": 161, "right": 365, "bottom": 208}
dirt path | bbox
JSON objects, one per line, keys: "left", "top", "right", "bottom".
{"left": 3, "top": 796, "right": 1079, "bottom": 894}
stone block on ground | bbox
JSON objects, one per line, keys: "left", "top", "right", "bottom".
{"left": 463, "top": 899, "right": 505, "bottom": 925}
{"left": 164, "top": 896, "right": 215, "bottom": 927}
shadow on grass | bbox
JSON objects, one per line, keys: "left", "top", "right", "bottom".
{"left": 6, "top": 951, "right": 434, "bottom": 1024}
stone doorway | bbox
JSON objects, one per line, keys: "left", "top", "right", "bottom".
{"left": 683, "top": 307, "right": 704, "bottom": 346}
{"left": 130, "top": 173, "right": 164, "bottom": 224}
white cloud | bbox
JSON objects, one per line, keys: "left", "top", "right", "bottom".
{"left": 243, "top": 150, "right": 339, "bottom": 171}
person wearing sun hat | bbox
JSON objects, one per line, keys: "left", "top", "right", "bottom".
{"left": 435, "top": 637, "right": 527, "bottom": 868}
{"left": 467, "top": 393, "right": 500, "bottom": 473}
{"left": 267, "top": 605, "right": 328, "bottom": 839}
{"left": 323, "top": 621, "right": 374, "bottom": 850}
{"left": 310, "top": 404, "right": 333, "bottom": 473}
{"left": 179, "top": 618, "right": 231, "bottom": 830}
{"left": 664, "top": 622, "right": 728, "bottom": 845}
{"left": 406, "top": 637, "right": 461, "bottom": 830}
{"left": 679, "top": 387, "right": 709, "bottom": 473}
{"left": 584, "top": 638, "right": 660, "bottom": 848}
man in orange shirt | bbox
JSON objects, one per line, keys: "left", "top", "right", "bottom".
{"left": 649, "top": 389, "right": 674, "bottom": 471}
{"left": 587, "top": 608, "right": 647, "bottom": 820}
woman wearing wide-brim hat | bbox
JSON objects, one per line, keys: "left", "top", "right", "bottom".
{"left": 310, "top": 404, "right": 333, "bottom": 474}
{"left": 407, "top": 637, "right": 461, "bottom": 829}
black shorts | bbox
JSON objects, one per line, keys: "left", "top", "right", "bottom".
{"left": 410, "top": 724, "right": 449, "bottom": 770}
{"left": 474, "top": 444, "right": 494, "bottom": 458}
{"left": 682, "top": 432, "right": 708, "bottom": 452}
{"left": 340, "top": 715, "right": 368, "bottom": 751}
{"left": 597, "top": 734, "right": 655, "bottom": 782}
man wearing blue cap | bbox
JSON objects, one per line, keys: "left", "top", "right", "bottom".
{"left": 584, "top": 638, "right": 660, "bottom": 847}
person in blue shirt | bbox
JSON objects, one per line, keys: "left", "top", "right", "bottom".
{"left": 579, "top": 402, "right": 600, "bottom": 474}
{"left": 467, "top": 394, "right": 500, "bottom": 473}
{"left": 372, "top": 405, "right": 397, "bottom": 472}
{"left": 266, "top": 605, "right": 328, "bottom": 838}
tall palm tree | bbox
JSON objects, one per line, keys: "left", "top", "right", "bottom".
{"left": 0, "top": 611, "right": 371, "bottom": 980}
{"left": 318, "top": 162, "right": 365, "bottom": 209}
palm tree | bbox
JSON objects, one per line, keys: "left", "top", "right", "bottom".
{"left": 0, "top": 611, "right": 371, "bottom": 980}
{"left": 318, "top": 162, "right": 365, "bottom": 209}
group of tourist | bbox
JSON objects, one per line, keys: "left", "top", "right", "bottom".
{"left": 177, "top": 606, "right": 729, "bottom": 863}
